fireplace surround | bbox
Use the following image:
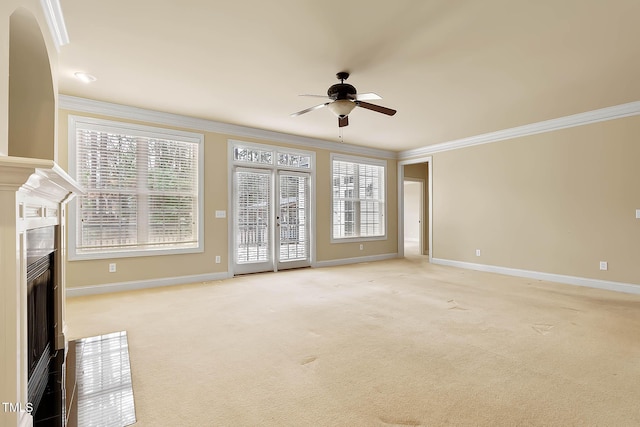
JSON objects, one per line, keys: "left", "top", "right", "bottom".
{"left": 0, "top": 157, "right": 82, "bottom": 427}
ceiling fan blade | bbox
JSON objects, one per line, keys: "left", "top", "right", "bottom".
{"left": 299, "top": 94, "right": 333, "bottom": 99}
{"left": 356, "top": 101, "right": 397, "bottom": 116}
{"left": 338, "top": 116, "right": 349, "bottom": 127}
{"left": 352, "top": 92, "right": 382, "bottom": 101}
{"left": 290, "top": 103, "right": 329, "bottom": 117}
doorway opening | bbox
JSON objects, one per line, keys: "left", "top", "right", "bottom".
{"left": 398, "top": 157, "right": 432, "bottom": 260}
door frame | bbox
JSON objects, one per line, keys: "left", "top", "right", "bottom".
{"left": 227, "top": 140, "right": 316, "bottom": 276}
{"left": 397, "top": 156, "right": 433, "bottom": 261}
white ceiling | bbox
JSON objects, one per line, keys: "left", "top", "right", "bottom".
{"left": 57, "top": 0, "right": 640, "bottom": 152}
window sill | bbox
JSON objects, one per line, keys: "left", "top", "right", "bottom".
{"left": 330, "top": 235, "right": 387, "bottom": 244}
{"left": 68, "top": 245, "right": 203, "bottom": 261}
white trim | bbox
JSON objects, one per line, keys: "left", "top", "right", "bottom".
{"left": 40, "top": 0, "right": 69, "bottom": 50}
{"left": 399, "top": 101, "right": 640, "bottom": 159}
{"left": 59, "top": 95, "right": 396, "bottom": 159}
{"left": 313, "top": 253, "right": 398, "bottom": 268}
{"left": 227, "top": 141, "right": 235, "bottom": 276}
{"left": 69, "top": 115, "right": 203, "bottom": 143}
{"left": 431, "top": 258, "right": 640, "bottom": 295}
{"left": 398, "top": 156, "right": 433, "bottom": 261}
{"left": 330, "top": 153, "right": 388, "bottom": 167}
{"left": 60, "top": 97, "right": 640, "bottom": 161}
{"left": 67, "top": 115, "right": 205, "bottom": 261}
{"left": 66, "top": 272, "right": 232, "bottom": 297}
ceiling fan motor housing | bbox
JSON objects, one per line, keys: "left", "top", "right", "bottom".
{"left": 328, "top": 83, "right": 357, "bottom": 101}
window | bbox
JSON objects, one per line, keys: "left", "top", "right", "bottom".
{"left": 232, "top": 143, "right": 311, "bottom": 170}
{"left": 68, "top": 116, "right": 203, "bottom": 259}
{"left": 331, "top": 155, "right": 386, "bottom": 240}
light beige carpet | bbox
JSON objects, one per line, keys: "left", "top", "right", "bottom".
{"left": 66, "top": 257, "right": 640, "bottom": 426}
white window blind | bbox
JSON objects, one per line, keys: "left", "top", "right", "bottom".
{"left": 70, "top": 117, "right": 202, "bottom": 257}
{"left": 235, "top": 169, "right": 271, "bottom": 264}
{"left": 332, "top": 156, "right": 385, "bottom": 239}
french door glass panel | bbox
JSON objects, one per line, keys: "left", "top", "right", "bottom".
{"left": 277, "top": 172, "right": 309, "bottom": 269}
{"left": 234, "top": 169, "right": 272, "bottom": 273}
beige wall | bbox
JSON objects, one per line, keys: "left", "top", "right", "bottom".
{"left": 8, "top": 8, "right": 56, "bottom": 160}
{"left": 58, "top": 109, "right": 398, "bottom": 289}
{"left": 1, "top": 0, "right": 58, "bottom": 157}
{"left": 431, "top": 115, "right": 640, "bottom": 285}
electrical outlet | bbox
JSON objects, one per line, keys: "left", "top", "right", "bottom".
{"left": 636, "top": 209, "right": 640, "bottom": 219}
{"left": 475, "top": 249, "right": 481, "bottom": 257}
{"left": 599, "top": 261, "right": 608, "bottom": 271}
{"left": 215, "top": 256, "right": 221, "bottom": 264}
{"left": 359, "top": 244, "right": 364, "bottom": 250}
{"left": 109, "top": 263, "right": 116, "bottom": 273}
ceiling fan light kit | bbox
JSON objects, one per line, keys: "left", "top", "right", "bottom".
{"left": 327, "top": 99, "right": 356, "bottom": 117}
{"left": 291, "top": 72, "right": 396, "bottom": 128}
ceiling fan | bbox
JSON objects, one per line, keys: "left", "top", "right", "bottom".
{"left": 291, "top": 72, "right": 397, "bottom": 128}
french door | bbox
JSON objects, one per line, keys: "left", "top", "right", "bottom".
{"left": 233, "top": 167, "right": 310, "bottom": 274}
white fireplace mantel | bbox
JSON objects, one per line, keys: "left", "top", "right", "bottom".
{"left": 0, "top": 156, "right": 83, "bottom": 427}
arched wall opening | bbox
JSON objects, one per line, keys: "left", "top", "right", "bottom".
{"left": 9, "top": 7, "right": 55, "bottom": 160}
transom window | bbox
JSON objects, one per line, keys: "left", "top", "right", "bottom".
{"left": 233, "top": 144, "right": 311, "bottom": 169}
{"left": 331, "top": 154, "right": 386, "bottom": 240}
{"left": 68, "top": 116, "right": 204, "bottom": 259}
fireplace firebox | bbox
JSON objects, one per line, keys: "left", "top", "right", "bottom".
{"left": 26, "top": 226, "right": 56, "bottom": 415}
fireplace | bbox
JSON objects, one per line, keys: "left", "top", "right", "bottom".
{"left": 0, "top": 157, "right": 82, "bottom": 427}
{"left": 26, "top": 226, "right": 56, "bottom": 415}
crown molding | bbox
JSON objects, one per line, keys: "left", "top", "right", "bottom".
{"left": 40, "top": 0, "right": 69, "bottom": 50}
{"left": 58, "top": 95, "right": 398, "bottom": 160}
{"left": 399, "top": 101, "right": 640, "bottom": 159}
{"left": 60, "top": 96, "right": 640, "bottom": 160}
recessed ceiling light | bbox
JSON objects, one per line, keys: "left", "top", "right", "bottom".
{"left": 74, "top": 72, "right": 97, "bottom": 83}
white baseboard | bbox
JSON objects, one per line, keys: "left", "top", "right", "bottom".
{"left": 66, "top": 272, "right": 232, "bottom": 297}
{"left": 313, "top": 253, "right": 398, "bottom": 268}
{"left": 66, "top": 254, "right": 400, "bottom": 296}
{"left": 431, "top": 258, "right": 640, "bottom": 295}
